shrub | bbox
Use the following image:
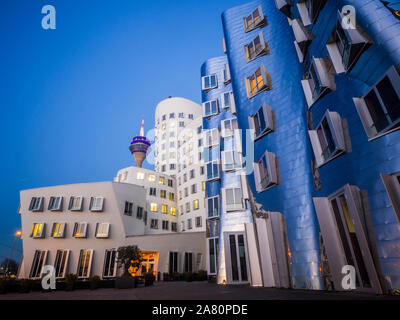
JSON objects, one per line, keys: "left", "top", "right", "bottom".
{"left": 65, "top": 274, "right": 77, "bottom": 291}
{"left": 198, "top": 270, "right": 208, "bottom": 281}
{"left": 19, "top": 279, "right": 34, "bottom": 293}
{"left": 116, "top": 246, "right": 143, "bottom": 277}
{"left": 89, "top": 275, "right": 101, "bottom": 290}
{"left": 144, "top": 272, "right": 155, "bottom": 286}
{"left": 184, "top": 272, "right": 194, "bottom": 282}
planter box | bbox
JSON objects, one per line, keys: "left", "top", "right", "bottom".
{"left": 115, "top": 277, "right": 137, "bottom": 289}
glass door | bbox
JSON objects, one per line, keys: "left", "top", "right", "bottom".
{"left": 224, "top": 232, "right": 250, "bottom": 284}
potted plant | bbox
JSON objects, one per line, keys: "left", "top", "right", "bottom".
{"left": 144, "top": 272, "right": 155, "bottom": 286}
{"left": 89, "top": 275, "right": 101, "bottom": 290}
{"left": 115, "top": 245, "right": 143, "bottom": 289}
{"left": 65, "top": 274, "right": 77, "bottom": 291}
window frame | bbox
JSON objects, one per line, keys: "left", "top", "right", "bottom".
{"left": 204, "top": 128, "right": 220, "bottom": 148}
{"left": 221, "top": 91, "right": 236, "bottom": 114}
{"left": 206, "top": 160, "right": 220, "bottom": 182}
{"left": 51, "top": 222, "right": 66, "bottom": 238}
{"left": 222, "top": 63, "right": 231, "bottom": 84}
{"left": 245, "top": 64, "right": 272, "bottom": 98}
{"left": 206, "top": 196, "right": 220, "bottom": 218}
{"left": 95, "top": 222, "right": 110, "bottom": 238}
{"left": 29, "top": 250, "right": 48, "bottom": 279}
{"left": 150, "top": 219, "right": 159, "bottom": 229}
{"left": 77, "top": 249, "right": 93, "bottom": 279}
{"left": 221, "top": 150, "right": 243, "bottom": 172}
{"left": 69, "top": 196, "right": 83, "bottom": 211}
{"left": 89, "top": 197, "right": 104, "bottom": 212}
{"left": 248, "top": 103, "right": 275, "bottom": 141}
{"left": 242, "top": 5, "right": 265, "bottom": 33}
{"left": 30, "top": 223, "right": 45, "bottom": 238}
{"left": 73, "top": 222, "right": 88, "bottom": 238}
{"left": 222, "top": 187, "right": 245, "bottom": 212}
{"left": 48, "top": 196, "right": 63, "bottom": 211}
{"left": 54, "top": 249, "right": 70, "bottom": 279}
{"left": 29, "top": 197, "right": 44, "bottom": 212}
{"left": 202, "top": 99, "right": 220, "bottom": 118}
{"left": 102, "top": 249, "right": 117, "bottom": 278}
{"left": 253, "top": 151, "right": 279, "bottom": 193}
{"left": 221, "top": 118, "right": 238, "bottom": 138}
{"left": 244, "top": 31, "right": 269, "bottom": 63}
{"left": 202, "top": 74, "right": 218, "bottom": 91}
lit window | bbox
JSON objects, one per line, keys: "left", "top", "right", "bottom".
{"left": 308, "top": 110, "right": 348, "bottom": 167}
{"left": 159, "top": 176, "right": 165, "bottom": 184}
{"left": 170, "top": 206, "right": 176, "bottom": 216}
{"left": 244, "top": 32, "right": 269, "bottom": 62}
{"left": 48, "top": 196, "right": 63, "bottom": 211}
{"left": 90, "top": 197, "right": 104, "bottom": 212}
{"left": 202, "top": 181, "right": 206, "bottom": 190}
{"left": 30, "top": 223, "right": 45, "bottom": 238}
{"left": 69, "top": 196, "right": 83, "bottom": 211}
{"left": 150, "top": 203, "right": 158, "bottom": 212}
{"left": 186, "top": 202, "right": 190, "bottom": 213}
{"left": 161, "top": 123, "right": 166, "bottom": 130}
{"left": 77, "top": 249, "right": 93, "bottom": 278}
{"left": 193, "top": 199, "right": 199, "bottom": 210}
{"left": 243, "top": 5, "right": 265, "bottom": 33}
{"left": 29, "top": 197, "right": 44, "bottom": 212}
{"left": 223, "top": 187, "right": 245, "bottom": 212}
{"left": 51, "top": 223, "right": 66, "bottom": 238}
{"left": 161, "top": 204, "right": 168, "bottom": 214}
{"left": 253, "top": 151, "right": 279, "bottom": 192}
{"left": 301, "top": 57, "right": 336, "bottom": 108}
{"left": 207, "top": 196, "right": 219, "bottom": 218}
{"left": 148, "top": 174, "right": 156, "bottom": 182}
{"left": 73, "top": 222, "right": 88, "bottom": 238}
{"left": 160, "top": 190, "right": 166, "bottom": 198}
{"left": 248, "top": 103, "right": 275, "bottom": 140}
{"left": 202, "top": 74, "right": 218, "bottom": 91}
{"left": 96, "top": 223, "right": 110, "bottom": 238}
{"left": 203, "top": 99, "right": 219, "bottom": 118}
{"left": 353, "top": 66, "right": 400, "bottom": 140}
{"left": 136, "top": 172, "right": 145, "bottom": 180}
{"left": 245, "top": 64, "right": 272, "bottom": 98}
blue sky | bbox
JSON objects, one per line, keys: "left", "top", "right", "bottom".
{"left": 0, "top": 0, "right": 247, "bottom": 262}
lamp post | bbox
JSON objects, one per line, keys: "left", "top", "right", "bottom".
{"left": 5, "top": 231, "right": 22, "bottom": 277}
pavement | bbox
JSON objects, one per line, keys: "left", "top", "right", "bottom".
{"left": 1, "top": 281, "right": 400, "bottom": 300}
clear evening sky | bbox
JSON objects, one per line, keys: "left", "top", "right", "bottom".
{"left": 0, "top": 0, "right": 247, "bottom": 262}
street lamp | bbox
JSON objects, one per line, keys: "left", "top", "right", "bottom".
{"left": 5, "top": 230, "right": 22, "bottom": 277}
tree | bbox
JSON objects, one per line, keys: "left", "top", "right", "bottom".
{"left": 116, "top": 246, "right": 143, "bottom": 277}
{"left": 0, "top": 259, "right": 19, "bottom": 276}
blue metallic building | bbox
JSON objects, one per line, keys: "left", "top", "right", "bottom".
{"left": 201, "top": 0, "right": 400, "bottom": 293}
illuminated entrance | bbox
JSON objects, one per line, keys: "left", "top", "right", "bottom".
{"left": 130, "top": 251, "right": 159, "bottom": 279}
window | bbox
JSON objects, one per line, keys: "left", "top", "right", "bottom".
{"left": 73, "top": 222, "right": 88, "bottom": 238}
{"left": 69, "top": 196, "right": 83, "bottom": 211}
{"left": 202, "top": 181, "right": 206, "bottom": 191}
{"left": 96, "top": 223, "right": 110, "bottom": 238}
{"left": 159, "top": 176, "right": 165, "bottom": 184}
{"left": 162, "top": 114, "right": 166, "bottom": 121}
{"left": 184, "top": 252, "right": 193, "bottom": 272}
{"left": 326, "top": 11, "right": 371, "bottom": 74}
{"left": 208, "top": 238, "right": 219, "bottom": 275}
{"left": 185, "top": 187, "right": 188, "bottom": 197}
{"left": 253, "top": 151, "right": 279, "bottom": 192}
{"left": 54, "top": 249, "right": 69, "bottom": 278}
{"left": 244, "top": 32, "right": 269, "bottom": 63}
{"left": 169, "top": 192, "right": 175, "bottom": 201}
{"left": 29, "top": 197, "right": 44, "bottom": 212}
{"left": 170, "top": 206, "right": 176, "bottom": 216}
{"left": 187, "top": 219, "right": 193, "bottom": 230}
{"left": 248, "top": 103, "right": 275, "bottom": 140}
{"left": 90, "top": 197, "right": 104, "bottom": 212}
{"left": 186, "top": 202, "right": 190, "bottom": 213}
{"left": 222, "top": 151, "right": 243, "bottom": 171}
{"left": 301, "top": 57, "right": 336, "bottom": 108}
{"left": 200, "top": 166, "right": 205, "bottom": 175}
{"left": 206, "top": 160, "right": 220, "bottom": 181}
{"left": 51, "top": 223, "right": 66, "bottom": 238}
{"left": 150, "top": 203, "right": 158, "bottom": 212}
{"left": 203, "top": 99, "right": 219, "bottom": 118}
{"left": 161, "top": 204, "right": 168, "bottom": 214}
{"left": 223, "top": 188, "right": 244, "bottom": 212}
{"left": 168, "top": 179, "right": 173, "bottom": 187}
{"left": 181, "top": 221, "right": 185, "bottom": 232}
{"left": 30, "top": 223, "right": 45, "bottom": 238}
{"left": 207, "top": 196, "right": 219, "bottom": 218}
{"left": 381, "top": 172, "right": 400, "bottom": 223}
{"left": 151, "top": 219, "right": 159, "bottom": 229}
{"left": 308, "top": 110, "right": 348, "bottom": 167}
{"left": 297, "top": 0, "right": 326, "bottom": 26}
{"left": 204, "top": 128, "right": 220, "bottom": 148}
{"left": 291, "top": 19, "right": 315, "bottom": 63}
{"left": 189, "top": 114, "right": 194, "bottom": 120}
{"left": 29, "top": 250, "right": 48, "bottom": 279}
{"left": 148, "top": 174, "right": 156, "bottom": 182}
{"left": 193, "top": 199, "right": 199, "bottom": 210}
{"left": 162, "top": 220, "right": 169, "bottom": 230}
{"left": 136, "top": 172, "right": 145, "bottom": 180}
{"left": 77, "top": 249, "right": 93, "bottom": 278}
{"left": 222, "top": 63, "right": 231, "bottom": 84}
{"left": 169, "top": 113, "right": 175, "bottom": 119}
{"left": 207, "top": 219, "right": 220, "bottom": 238}
{"left": 191, "top": 184, "right": 197, "bottom": 194}
{"left": 149, "top": 187, "right": 156, "bottom": 196}
{"left": 274, "top": 0, "right": 292, "bottom": 17}
{"left": 180, "top": 205, "right": 184, "bottom": 215}
{"left": 171, "top": 222, "right": 178, "bottom": 232}
{"left": 353, "top": 66, "right": 400, "bottom": 140}
{"left": 190, "top": 169, "right": 195, "bottom": 179}
{"left": 103, "top": 249, "right": 117, "bottom": 278}
{"left": 196, "top": 217, "right": 202, "bottom": 228}
{"left": 221, "top": 118, "right": 238, "bottom": 139}
{"left": 243, "top": 5, "right": 265, "bottom": 33}
{"left": 48, "top": 196, "right": 63, "bottom": 211}
{"left": 245, "top": 64, "right": 272, "bottom": 98}
{"left": 221, "top": 91, "right": 236, "bottom": 114}
{"left": 160, "top": 190, "right": 166, "bottom": 198}
{"left": 202, "top": 74, "right": 218, "bottom": 91}
{"left": 137, "top": 206, "right": 144, "bottom": 219}
{"left": 124, "top": 201, "right": 133, "bottom": 216}
{"left": 179, "top": 112, "right": 184, "bottom": 118}
{"left": 179, "top": 121, "right": 185, "bottom": 127}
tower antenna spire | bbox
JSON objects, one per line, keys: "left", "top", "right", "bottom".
{"left": 140, "top": 115, "right": 145, "bottom": 137}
